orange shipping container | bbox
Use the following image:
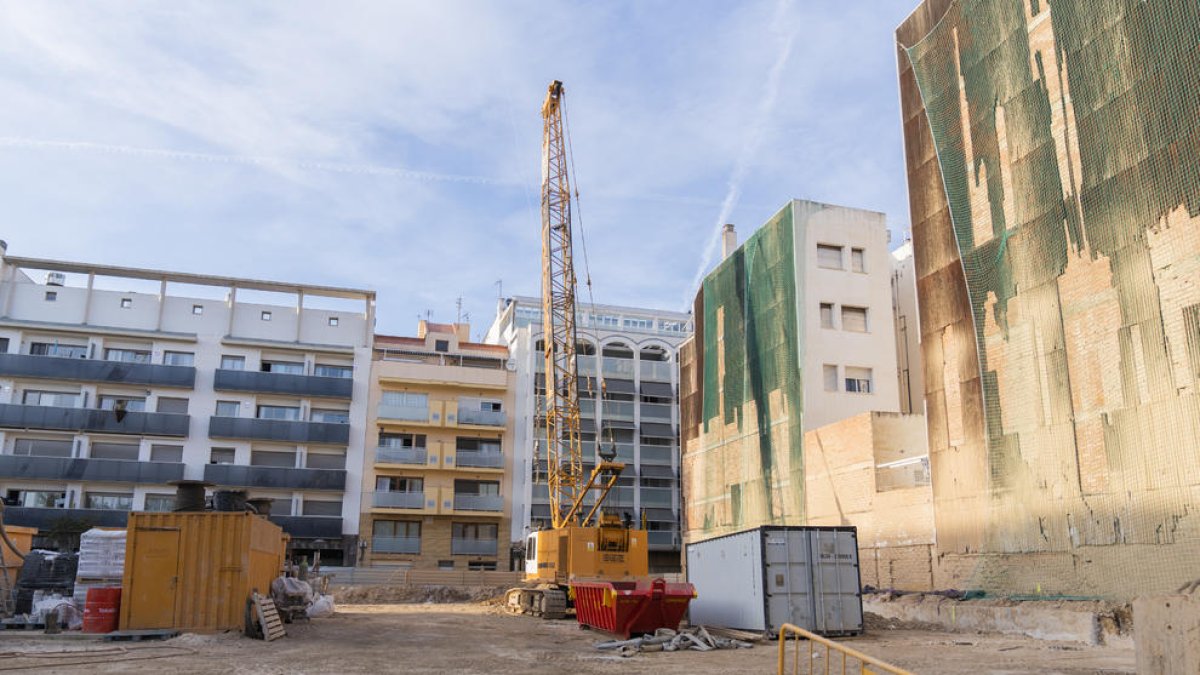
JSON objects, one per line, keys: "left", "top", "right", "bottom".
{"left": 119, "top": 512, "right": 286, "bottom": 632}
{"left": 0, "top": 525, "right": 36, "bottom": 581}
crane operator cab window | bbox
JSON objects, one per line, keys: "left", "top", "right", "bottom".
{"left": 525, "top": 533, "right": 538, "bottom": 576}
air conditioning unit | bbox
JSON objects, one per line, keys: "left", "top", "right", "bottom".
{"left": 45, "top": 272, "right": 66, "bottom": 287}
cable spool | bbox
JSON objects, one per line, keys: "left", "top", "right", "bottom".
{"left": 246, "top": 498, "right": 273, "bottom": 517}
{"left": 213, "top": 490, "right": 247, "bottom": 512}
{"left": 169, "top": 480, "right": 213, "bottom": 512}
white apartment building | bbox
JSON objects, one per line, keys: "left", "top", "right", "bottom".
{"left": 891, "top": 240, "right": 924, "bottom": 416}
{"left": 0, "top": 243, "right": 374, "bottom": 565}
{"left": 485, "top": 296, "right": 692, "bottom": 571}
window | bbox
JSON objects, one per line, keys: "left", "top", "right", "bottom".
{"left": 257, "top": 405, "right": 300, "bottom": 421}
{"left": 845, "top": 367, "right": 873, "bottom": 394}
{"left": 163, "top": 351, "right": 194, "bottom": 367}
{"left": 8, "top": 490, "right": 66, "bottom": 508}
{"left": 454, "top": 479, "right": 499, "bottom": 496}
{"left": 817, "top": 244, "right": 844, "bottom": 269}
{"left": 22, "top": 390, "right": 80, "bottom": 408}
{"left": 438, "top": 560, "right": 455, "bottom": 570}
{"left": 823, "top": 365, "right": 839, "bottom": 392}
{"left": 480, "top": 400, "right": 502, "bottom": 412}
{"left": 120, "top": 298, "right": 133, "bottom": 309}
{"left": 261, "top": 311, "right": 272, "bottom": 321}
{"left": 302, "top": 500, "right": 341, "bottom": 516}
{"left": 841, "top": 306, "right": 868, "bottom": 333}
{"left": 215, "top": 400, "right": 241, "bottom": 417}
{"left": 314, "top": 364, "right": 353, "bottom": 379}
{"left": 45, "top": 291, "right": 57, "bottom": 302}
{"left": 30, "top": 342, "right": 87, "bottom": 359}
{"left": 851, "top": 247, "right": 866, "bottom": 273}
{"left": 820, "top": 303, "right": 835, "bottom": 329}
{"left": 310, "top": 409, "right": 349, "bottom": 424}
{"left": 0, "top": 338, "right": 8, "bottom": 353}
{"left": 623, "top": 317, "right": 653, "bottom": 330}
{"left": 98, "top": 396, "right": 146, "bottom": 412}
{"left": 104, "top": 348, "right": 151, "bottom": 363}
{"left": 13, "top": 438, "right": 72, "bottom": 458}
{"left": 156, "top": 397, "right": 189, "bottom": 414}
{"left": 376, "top": 476, "right": 422, "bottom": 493}
{"left": 150, "top": 444, "right": 184, "bottom": 462}
{"left": 452, "top": 522, "right": 498, "bottom": 540}
{"left": 434, "top": 339, "right": 449, "bottom": 353}
{"left": 467, "top": 561, "right": 497, "bottom": 571}
{"left": 251, "top": 449, "right": 296, "bottom": 467}
{"left": 90, "top": 442, "right": 139, "bottom": 461}
{"left": 374, "top": 520, "right": 420, "bottom": 539}
{"left": 86, "top": 493, "right": 133, "bottom": 510}
{"left": 379, "top": 432, "right": 426, "bottom": 449}
{"left": 381, "top": 391, "right": 428, "bottom": 408}
{"left": 328, "top": 317, "right": 339, "bottom": 327}
{"left": 144, "top": 494, "right": 175, "bottom": 512}
{"left": 456, "top": 438, "right": 502, "bottom": 454}
{"left": 269, "top": 499, "right": 292, "bottom": 516}
{"left": 261, "top": 360, "right": 304, "bottom": 375}
{"left": 220, "top": 355, "right": 246, "bottom": 370}
{"left": 192, "top": 304, "right": 204, "bottom": 315}
{"left": 306, "top": 452, "right": 345, "bottom": 470}
{"left": 210, "top": 447, "right": 236, "bottom": 464}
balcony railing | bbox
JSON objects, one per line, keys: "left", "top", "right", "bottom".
{"left": 204, "top": 464, "right": 346, "bottom": 491}
{"left": 576, "top": 355, "right": 598, "bottom": 375}
{"left": 640, "top": 487, "right": 674, "bottom": 507}
{"left": 639, "top": 360, "right": 673, "bottom": 382}
{"left": 269, "top": 516, "right": 342, "bottom": 539}
{"left": 375, "top": 446, "right": 428, "bottom": 465}
{"left": 208, "top": 416, "right": 350, "bottom": 445}
{"left": 454, "top": 452, "right": 504, "bottom": 469}
{"left": 641, "top": 403, "right": 672, "bottom": 421}
{"left": 0, "top": 353, "right": 196, "bottom": 388}
{"left": 601, "top": 357, "right": 635, "bottom": 379}
{"left": 456, "top": 408, "right": 506, "bottom": 427}
{"left": 372, "top": 491, "right": 426, "bottom": 509}
{"left": 214, "top": 369, "right": 352, "bottom": 399}
{"left": 598, "top": 443, "right": 635, "bottom": 463}
{"left": 451, "top": 538, "right": 498, "bottom": 555}
{"left": 0, "top": 404, "right": 189, "bottom": 437}
{"left": 372, "top": 536, "right": 421, "bottom": 554}
{"left": 601, "top": 400, "right": 635, "bottom": 420}
{"left": 453, "top": 494, "right": 502, "bottom": 512}
{"left": 640, "top": 445, "right": 675, "bottom": 465}
{"left": 0, "top": 455, "right": 183, "bottom": 484}
{"left": 377, "top": 403, "right": 430, "bottom": 423}
{"left": 647, "top": 531, "right": 678, "bottom": 549}
{"left": 2, "top": 507, "right": 129, "bottom": 530}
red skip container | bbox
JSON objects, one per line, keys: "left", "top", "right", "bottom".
{"left": 83, "top": 587, "right": 122, "bottom": 633}
{"left": 571, "top": 578, "right": 695, "bottom": 638}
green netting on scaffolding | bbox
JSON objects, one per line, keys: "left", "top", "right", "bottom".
{"left": 699, "top": 203, "right": 804, "bottom": 531}
{"left": 902, "top": 0, "right": 1200, "bottom": 597}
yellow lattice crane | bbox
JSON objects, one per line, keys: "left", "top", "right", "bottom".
{"left": 506, "top": 81, "right": 648, "bottom": 620}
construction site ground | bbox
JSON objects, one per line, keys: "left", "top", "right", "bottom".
{"left": 0, "top": 602, "right": 1135, "bottom": 674}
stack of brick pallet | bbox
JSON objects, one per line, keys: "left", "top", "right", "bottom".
{"left": 73, "top": 529, "right": 126, "bottom": 609}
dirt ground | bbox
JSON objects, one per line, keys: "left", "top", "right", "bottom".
{"left": 0, "top": 604, "right": 1135, "bottom": 674}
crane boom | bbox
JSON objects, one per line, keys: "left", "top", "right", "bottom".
{"left": 540, "top": 80, "right": 584, "bottom": 529}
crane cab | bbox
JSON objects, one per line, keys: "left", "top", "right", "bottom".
{"left": 524, "top": 515, "right": 649, "bottom": 584}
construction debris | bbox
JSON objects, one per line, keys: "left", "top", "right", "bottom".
{"left": 594, "top": 625, "right": 755, "bottom": 657}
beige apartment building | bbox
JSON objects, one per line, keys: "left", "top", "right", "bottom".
{"left": 359, "top": 321, "right": 514, "bottom": 570}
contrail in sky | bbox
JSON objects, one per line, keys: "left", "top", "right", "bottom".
{"left": 684, "top": 0, "right": 798, "bottom": 308}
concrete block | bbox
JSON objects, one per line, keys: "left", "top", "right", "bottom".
{"left": 865, "top": 594, "right": 1102, "bottom": 644}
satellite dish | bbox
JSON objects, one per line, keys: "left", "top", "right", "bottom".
{"left": 505, "top": 357, "right": 518, "bottom": 371}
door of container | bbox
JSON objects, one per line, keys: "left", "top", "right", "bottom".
{"left": 126, "top": 527, "right": 180, "bottom": 629}
{"left": 808, "top": 529, "right": 862, "bottom": 635}
{"left": 763, "top": 529, "right": 816, "bottom": 631}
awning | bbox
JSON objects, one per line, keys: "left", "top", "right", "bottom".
{"left": 601, "top": 419, "right": 636, "bottom": 430}
{"left": 640, "top": 422, "right": 675, "bottom": 438}
{"left": 639, "top": 381, "right": 674, "bottom": 398}
{"left": 602, "top": 378, "right": 635, "bottom": 395}
{"left": 639, "top": 464, "right": 676, "bottom": 478}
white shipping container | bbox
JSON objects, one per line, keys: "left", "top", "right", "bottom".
{"left": 685, "top": 526, "right": 862, "bottom": 636}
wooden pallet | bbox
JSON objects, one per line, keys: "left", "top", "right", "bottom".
{"left": 103, "top": 629, "right": 180, "bottom": 642}
{"left": 252, "top": 593, "right": 286, "bottom": 642}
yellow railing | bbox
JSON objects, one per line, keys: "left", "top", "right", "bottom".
{"left": 777, "top": 624, "right": 914, "bottom": 675}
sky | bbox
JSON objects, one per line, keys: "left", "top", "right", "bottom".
{"left": 0, "top": 1, "right": 921, "bottom": 339}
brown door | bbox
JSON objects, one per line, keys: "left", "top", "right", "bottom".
{"left": 126, "top": 528, "right": 180, "bottom": 629}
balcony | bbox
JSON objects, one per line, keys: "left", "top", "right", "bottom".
{"left": 600, "top": 400, "right": 635, "bottom": 421}
{"left": 640, "top": 445, "right": 675, "bottom": 465}
{"left": 269, "top": 515, "right": 342, "bottom": 539}
{"left": 372, "top": 536, "right": 420, "bottom": 554}
{"left": 208, "top": 416, "right": 350, "bottom": 445}
{"left": 647, "top": 531, "right": 678, "bottom": 550}
{"left": 451, "top": 538, "right": 498, "bottom": 556}
{"left": 372, "top": 491, "right": 426, "bottom": 509}
{"left": 456, "top": 408, "right": 506, "bottom": 427}
{"left": 0, "top": 404, "right": 189, "bottom": 437}
{"left": 639, "top": 360, "right": 673, "bottom": 382}
{"left": 375, "top": 446, "right": 428, "bottom": 466}
{"left": 0, "top": 353, "right": 196, "bottom": 388}
{"left": 599, "top": 442, "right": 635, "bottom": 463}
{"left": 377, "top": 403, "right": 430, "bottom": 423}
{"left": 640, "top": 486, "right": 674, "bottom": 507}
{"left": 0, "top": 455, "right": 183, "bottom": 484}
{"left": 641, "top": 403, "right": 672, "bottom": 421}
{"left": 453, "top": 494, "right": 502, "bottom": 512}
{"left": 2, "top": 507, "right": 129, "bottom": 530}
{"left": 601, "top": 357, "right": 635, "bottom": 379}
{"left": 454, "top": 452, "right": 504, "bottom": 469}
{"left": 204, "top": 464, "right": 346, "bottom": 491}
{"left": 214, "top": 369, "right": 352, "bottom": 399}
{"left": 576, "top": 355, "right": 598, "bottom": 376}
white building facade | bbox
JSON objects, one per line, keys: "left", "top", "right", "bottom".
{"left": 0, "top": 243, "right": 374, "bottom": 564}
{"left": 485, "top": 296, "right": 692, "bottom": 571}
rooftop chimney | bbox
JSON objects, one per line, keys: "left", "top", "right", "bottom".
{"left": 721, "top": 224, "right": 737, "bottom": 260}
